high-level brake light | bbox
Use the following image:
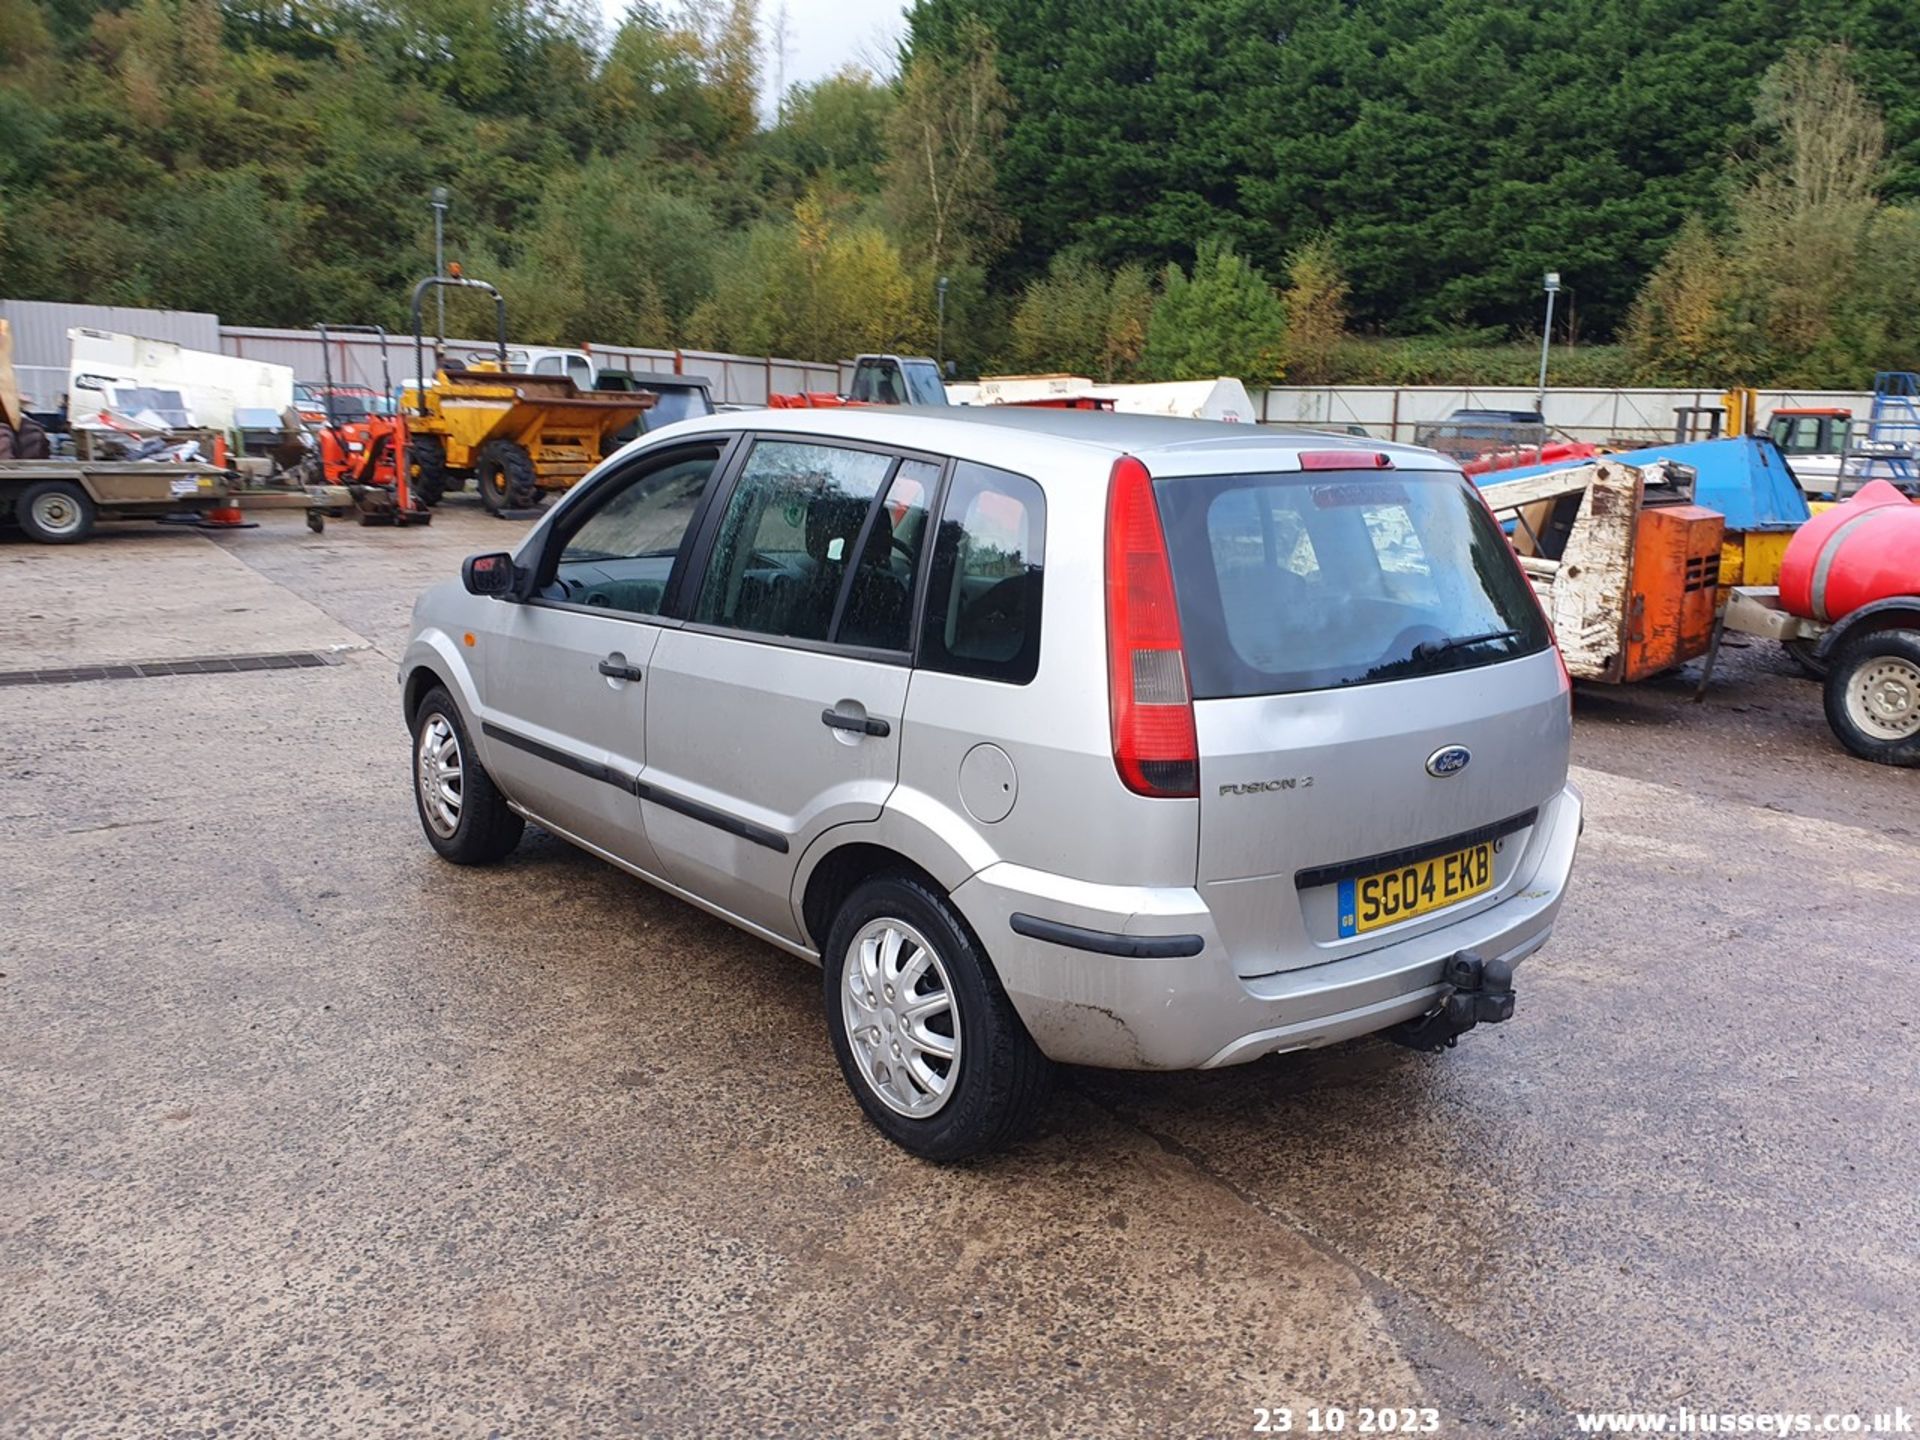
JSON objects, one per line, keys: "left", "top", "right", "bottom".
{"left": 1299, "top": 450, "right": 1394, "bottom": 470}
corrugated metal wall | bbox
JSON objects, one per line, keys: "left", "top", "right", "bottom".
{"left": 4, "top": 298, "right": 1880, "bottom": 432}
{"left": 218, "top": 326, "right": 843, "bottom": 406}
{"left": 1258, "top": 384, "right": 1877, "bottom": 443}
{"left": 1, "top": 299, "right": 223, "bottom": 410}
{"left": 4, "top": 300, "right": 847, "bottom": 410}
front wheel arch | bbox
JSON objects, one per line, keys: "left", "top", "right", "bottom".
{"left": 403, "top": 660, "right": 453, "bottom": 729}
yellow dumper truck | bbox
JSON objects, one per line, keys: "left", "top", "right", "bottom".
{"left": 402, "top": 274, "right": 654, "bottom": 514}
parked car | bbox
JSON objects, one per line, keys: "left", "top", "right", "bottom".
{"left": 400, "top": 409, "right": 1585, "bottom": 1158}
{"left": 593, "top": 370, "right": 716, "bottom": 452}
{"left": 1414, "top": 407, "right": 1550, "bottom": 465}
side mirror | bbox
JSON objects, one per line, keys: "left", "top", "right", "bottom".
{"left": 462, "top": 551, "right": 517, "bottom": 598}
{"left": 944, "top": 360, "right": 958, "bottom": 378}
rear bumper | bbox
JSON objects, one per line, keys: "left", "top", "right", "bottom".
{"left": 952, "top": 782, "right": 1584, "bottom": 1070}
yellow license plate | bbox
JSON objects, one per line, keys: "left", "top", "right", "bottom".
{"left": 1338, "top": 842, "right": 1493, "bottom": 937}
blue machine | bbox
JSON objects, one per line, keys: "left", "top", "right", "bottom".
{"left": 1473, "top": 435, "right": 1811, "bottom": 532}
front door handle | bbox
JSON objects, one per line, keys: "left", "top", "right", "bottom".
{"left": 597, "top": 658, "right": 644, "bottom": 681}
{"left": 821, "top": 708, "right": 890, "bottom": 738}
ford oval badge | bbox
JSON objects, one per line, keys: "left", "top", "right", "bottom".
{"left": 1426, "top": 745, "right": 1471, "bottom": 778}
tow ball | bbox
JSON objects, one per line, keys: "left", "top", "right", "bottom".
{"left": 1388, "top": 952, "right": 1516, "bottom": 1053}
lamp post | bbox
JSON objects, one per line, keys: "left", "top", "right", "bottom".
{"left": 1536, "top": 270, "right": 1560, "bottom": 414}
{"left": 936, "top": 275, "right": 950, "bottom": 368}
{"left": 430, "top": 186, "right": 451, "bottom": 343}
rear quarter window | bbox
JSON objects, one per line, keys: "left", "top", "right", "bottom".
{"left": 918, "top": 461, "right": 1045, "bottom": 684}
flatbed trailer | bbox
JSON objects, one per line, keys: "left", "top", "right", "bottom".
{"left": 1, "top": 458, "right": 314, "bottom": 544}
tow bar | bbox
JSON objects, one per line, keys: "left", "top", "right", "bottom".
{"left": 1388, "top": 952, "right": 1516, "bottom": 1053}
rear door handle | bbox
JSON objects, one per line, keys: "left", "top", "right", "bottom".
{"left": 821, "top": 708, "right": 890, "bottom": 737}
{"left": 597, "top": 658, "right": 644, "bottom": 681}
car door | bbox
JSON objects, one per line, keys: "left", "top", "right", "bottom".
{"left": 640, "top": 437, "right": 942, "bottom": 943}
{"left": 478, "top": 437, "right": 735, "bottom": 874}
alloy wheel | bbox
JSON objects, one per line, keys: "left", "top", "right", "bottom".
{"left": 416, "top": 713, "right": 464, "bottom": 837}
{"left": 840, "top": 917, "right": 961, "bottom": 1119}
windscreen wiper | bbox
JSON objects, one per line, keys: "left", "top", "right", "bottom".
{"left": 1412, "top": 628, "right": 1519, "bottom": 662}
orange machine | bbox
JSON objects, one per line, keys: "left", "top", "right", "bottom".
{"left": 768, "top": 392, "right": 863, "bottom": 409}
{"left": 1480, "top": 458, "right": 1723, "bottom": 684}
{"left": 1623, "top": 503, "right": 1724, "bottom": 680}
{"left": 302, "top": 323, "right": 431, "bottom": 530}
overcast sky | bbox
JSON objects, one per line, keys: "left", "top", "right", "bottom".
{"left": 598, "top": 0, "right": 911, "bottom": 116}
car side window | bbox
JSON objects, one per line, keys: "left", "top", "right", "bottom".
{"left": 693, "top": 440, "right": 919, "bottom": 646}
{"left": 834, "top": 458, "right": 939, "bottom": 651}
{"left": 919, "top": 461, "right": 1045, "bottom": 684}
{"left": 543, "top": 446, "right": 722, "bottom": 617}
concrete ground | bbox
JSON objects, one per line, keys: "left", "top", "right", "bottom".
{"left": 2, "top": 502, "right": 1914, "bottom": 1438}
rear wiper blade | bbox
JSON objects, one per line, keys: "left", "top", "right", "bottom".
{"left": 1412, "top": 628, "right": 1519, "bottom": 662}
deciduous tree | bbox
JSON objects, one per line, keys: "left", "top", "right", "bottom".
{"left": 688, "top": 195, "right": 927, "bottom": 360}
{"left": 1623, "top": 218, "right": 1744, "bottom": 381}
{"left": 1006, "top": 255, "right": 1154, "bottom": 381}
{"left": 1626, "top": 44, "right": 1920, "bottom": 386}
{"left": 1279, "top": 235, "right": 1350, "bottom": 384}
{"left": 881, "top": 16, "right": 1014, "bottom": 277}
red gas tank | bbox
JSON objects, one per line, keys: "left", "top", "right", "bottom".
{"left": 1779, "top": 480, "right": 1920, "bottom": 622}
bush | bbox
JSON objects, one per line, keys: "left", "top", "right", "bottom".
{"left": 687, "top": 195, "right": 929, "bottom": 360}
{"left": 1005, "top": 255, "right": 1154, "bottom": 381}
{"left": 1143, "top": 239, "right": 1285, "bottom": 383}
{"left": 1306, "top": 336, "right": 1638, "bottom": 388}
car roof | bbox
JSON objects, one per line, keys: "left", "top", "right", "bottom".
{"left": 660, "top": 404, "right": 1455, "bottom": 472}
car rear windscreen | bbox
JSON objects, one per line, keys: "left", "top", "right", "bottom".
{"left": 1154, "top": 469, "right": 1551, "bottom": 698}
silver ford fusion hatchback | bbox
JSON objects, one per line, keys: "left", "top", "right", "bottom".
{"left": 401, "top": 408, "right": 1583, "bottom": 1159}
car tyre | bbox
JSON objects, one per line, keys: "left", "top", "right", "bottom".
{"left": 824, "top": 874, "right": 1051, "bottom": 1161}
{"left": 1822, "top": 628, "right": 1920, "bottom": 767}
{"left": 411, "top": 686, "right": 525, "bottom": 861}
{"left": 16, "top": 480, "right": 96, "bottom": 544}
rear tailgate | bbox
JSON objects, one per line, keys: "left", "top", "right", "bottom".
{"left": 1194, "top": 657, "right": 1569, "bottom": 976}
{"left": 1152, "top": 462, "right": 1569, "bottom": 977}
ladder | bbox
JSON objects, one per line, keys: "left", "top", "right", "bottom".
{"left": 1836, "top": 371, "right": 1920, "bottom": 497}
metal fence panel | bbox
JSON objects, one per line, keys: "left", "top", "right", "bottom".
{"left": 215, "top": 328, "right": 842, "bottom": 406}
{"left": 1260, "top": 384, "right": 1876, "bottom": 444}
{"left": 8, "top": 299, "right": 1886, "bottom": 435}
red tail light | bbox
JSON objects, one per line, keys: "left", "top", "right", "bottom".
{"left": 1106, "top": 456, "right": 1198, "bottom": 797}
